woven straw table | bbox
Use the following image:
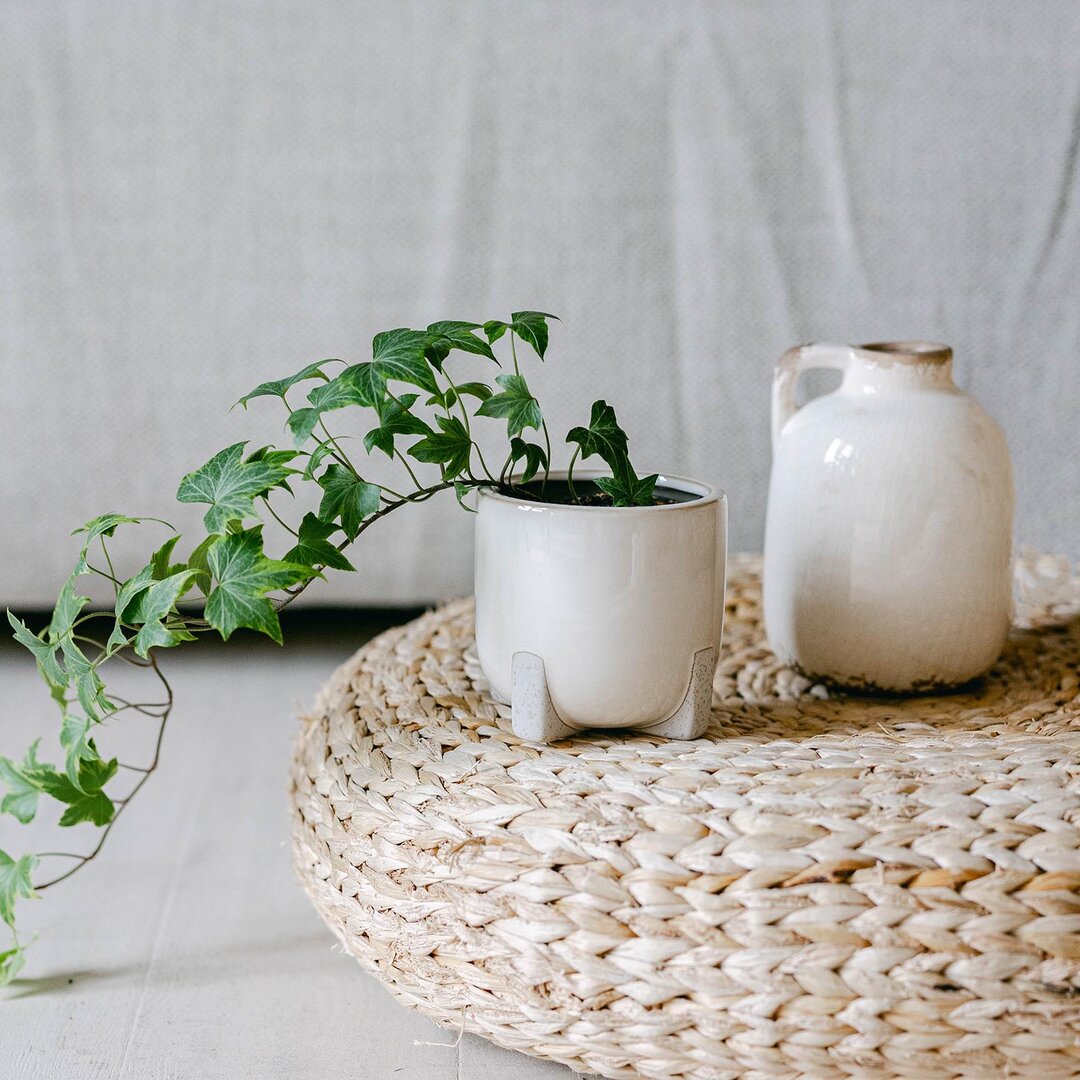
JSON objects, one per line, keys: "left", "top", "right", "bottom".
{"left": 291, "top": 552, "right": 1080, "bottom": 1080}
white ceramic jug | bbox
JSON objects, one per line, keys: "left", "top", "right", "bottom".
{"left": 763, "top": 341, "right": 1014, "bottom": 691}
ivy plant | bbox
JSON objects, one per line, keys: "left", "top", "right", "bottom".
{"left": 0, "top": 311, "right": 660, "bottom": 982}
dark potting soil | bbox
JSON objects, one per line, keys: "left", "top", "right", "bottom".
{"left": 501, "top": 479, "right": 700, "bottom": 507}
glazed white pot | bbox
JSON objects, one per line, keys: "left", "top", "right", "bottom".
{"left": 474, "top": 471, "right": 726, "bottom": 741}
{"left": 763, "top": 341, "right": 1014, "bottom": 691}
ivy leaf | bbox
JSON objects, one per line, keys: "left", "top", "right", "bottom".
{"left": 483, "top": 320, "right": 509, "bottom": 344}
{"left": 205, "top": 529, "right": 316, "bottom": 644}
{"left": 429, "top": 381, "right": 492, "bottom": 410}
{"left": 566, "top": 400, "right": 653, "bottom": 506}
{"left": 510, "top": 311, "right": 558, "bottom": 360}
{"left": 595, "top": 471, "right": 659, "bottom": 508}
{"left": 0, "top": 742, "right": 47, "bottom": 824}
{"left": 37, "top": 753, "right": 118, "bottom": 828}
{"left": 71, "top": 514, "right": 139, "bottom": 575}
{"left": 283, "top": 513, "right": 355, "bottom": 572}
{"left": 0, "top": 850, "right": 38, "bottom": 929}
{"left": 286, "top": 407, "right": 322, "bottom": 447}
{"left": 130, "top": 571, "right": 198, "bottom": 658}
{"left": 48, "top": 579, "right": 90, "bottom": 644}
{"left": 408, "top": 416, "right": 473, "bottom": 479}
{"left": 508, "top": 438, "right": 549, "bottom": 484}
{"left": 454, "top": 481, "right": 478, "bottom": 513}
{"left": 566, "top": 399, "right": 629, "bottom": 469}
{"left": 0, "top": 944, "right": 27, "bottom": 985}
{"left": 363, "top": 394, "right": 431, "bottom": 458}
{"left": 426, "top": 321, "right": 497, "bottom": 365}
{"left": 245, "top": 446, "right": 301, "bottom": 471}
{"left": 307, "top": 362, "right": 386, "bottom": 413}
{"left": 186, "top": 535, "right": 219, "bottom": 598}
{"left": 316, "top": 466, "right": 382, "bottom": 541}
{"left": 176, "top": 442, "right": 294, "bottom": 534}
{"left": 236, "top": 360, "right": 335, "bottom": 407}
{"left": 60, "top": 637, "right": 114, "bottom": 724}
{"left": 371, "top": 328, "right": 439, "bottom": 394}
{"left": 7, "top": 612, "right": 66, "bottom": 693}
{"left": 302, "top": 439, "right": 337, "bottom": 481}
{"left": 59, "top": 712, "right": 95, "bottom": 786}
{"left": 476, "top": 374, "right": 542, "bottom": 436}
{"left": 454, "top": 381, "right": 493, "bottom": 402}
{"left": 149, "top": 535, "right": 183, "bottom": 581}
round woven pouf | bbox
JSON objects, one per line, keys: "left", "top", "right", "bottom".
{"left": 290, "top": 553, "right": 1080, "bottom": 1080}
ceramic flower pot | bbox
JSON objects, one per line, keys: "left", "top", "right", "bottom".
{"left": 474, "top": 471, "right": 727, "bottom": 741}
{"left": 763, "top": 341, "right": 1015, "bottom": 691}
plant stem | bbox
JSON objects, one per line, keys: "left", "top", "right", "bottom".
{"left": 318, "top": 420, "right": 358, "bottom": 475}
{"left": 566, "top": 445, "right": 581, "bottom": 503}
{"left": 34, "top": 654, "right": 173, "bottom": 892}
{"left": 262, "top": 498, "right": 299, "bottom": 537}
{"left": 101, "top": 537, "right": 119, "bottom": 593}
{"left": 540, "top": 419, "right": 552, "bottom": 497}
{"left": 394, "top": 448, "right": 424, "bottom": 490}
{"left": 510, "top": 334, "right": 520, "bottom": 376}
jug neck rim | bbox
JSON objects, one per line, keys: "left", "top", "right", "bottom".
{"left": 857, "top": 341, "right": 952, "bottom": 366}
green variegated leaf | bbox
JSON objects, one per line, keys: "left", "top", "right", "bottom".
{"left": 0, "top": 742, "right": 47, "bottom": 824}
{"left": 302, "top": 439, "right": 337, "bottom": 481}
{"left": 483, "top": 320, "right": 509, "bottom": 344}
{"left": 566, "top": 400, "right": 629, "bottom": 466}
{"left": 236, "top": 360, "right": 335, "bottom": 407}
{"left": 567, "top": 400, "right": 653, "bottom": 505}
{"left": 316, "top": 466, "right": 382, "bottom": 541}
{"left": 363, "top": 394, "right": 430, "bottom": 458}
{"left": 508, "top": 438, "right": 549, "bottom": 484}
{"left": 0, "top": 850, "right": 37, "bottom": 929}
{"left": 148, "top": 535, "right": 183, "bottom": 581}
{"left": 39, "top": 753, "right": 118, "bottom": 828}
{"left": 48, "top": 579, "right": 90, "bottom": 644}
{"left": 307, "top": 362, "right": 385, "bottom": 413}
{"left": 476, "top": 374, "right": 542, "bottom": 436}
{"left": 426, "top": 321, "right": 497, "bottom": 365}
{"left": 115, "top": 565, "right": 155, "bottom": 623}
{"left": 453, "top": 381, "right": 493, "bottom": 403}
{"left": 186, "top": 535, "right": 219, "bottom": 598}
{"left": 510, "top": 311, "right": 558, "bottom": 359}
{"left": 130, "top": 570, "right": 197, "bottom": 658}
{"left": 71, "top": 514, "right": 140, "bottom": 575}
{"left": 59, "top": 711, "right": 95, "bottom": 785}
{"left": 0, "top": 944, "right": 27, "bottom": 985}
{"left": 454, "top": 481, "right": 478, "bottom": 513}
{"left": 286, "top": 407, "right": 322, "bottom": 447}
{"left": 371, "top": 328, "right": 439, "bottom": 394}
{"left": 60, "top": 637, "right": 113, "bottom": 723}
{"left": 176, "top": 442, "right": 294, "bottom": 534}
{"left": 407, "top": 416, "right": 473, "bottom": 478}
{"left": 205, "top": 529, "right": 315, "bottom": 643}
{"left": 7, "top": 613, "right": 66, "bottom": 692}
{"left": 283, "top": 513, "right": 355, "bottom": 572}
{"left": 594, "top": 471, "right": 659, "bottom": 507}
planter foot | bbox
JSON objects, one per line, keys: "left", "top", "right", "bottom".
{"left": 510, "top": 647, "right": 716, "bottom": 743}
{"left": 510, "top": 652, "right": 577, "bottom": 742}
{"left": 641, "top": 647, "right": 716, "bottom": 740}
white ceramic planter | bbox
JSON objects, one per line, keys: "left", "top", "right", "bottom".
{"left": 475, "top": 471, "right": 726, "bottom": 741}
{"left": 763, "top": 341, "right": 1014, "bottom": 691}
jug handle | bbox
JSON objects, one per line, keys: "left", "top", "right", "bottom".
{"left": 772, "top": 343, "right": 856, "bottom": 452}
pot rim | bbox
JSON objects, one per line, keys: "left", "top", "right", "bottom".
{"left": 476, "top": 470, "right": 725, "bottom": 512}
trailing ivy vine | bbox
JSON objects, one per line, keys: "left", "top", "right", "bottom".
{"left": 0, "top": 312, "right": 659, "bottom": 982}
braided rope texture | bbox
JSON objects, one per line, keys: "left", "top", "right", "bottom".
{"left": 290, "top": 551, "right": 1080, "bottom": 1079}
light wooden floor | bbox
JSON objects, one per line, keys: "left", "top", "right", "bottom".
{"left": 1, "top": 614, "right": 591, "bottom": 1079}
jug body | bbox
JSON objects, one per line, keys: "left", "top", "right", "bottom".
{"left": 763, "top": 342, "right": 1014, "bottom": 691}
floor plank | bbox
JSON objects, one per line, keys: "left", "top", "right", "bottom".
{"left": 1, "top": 614, "right": 589, "bottom": 1079}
